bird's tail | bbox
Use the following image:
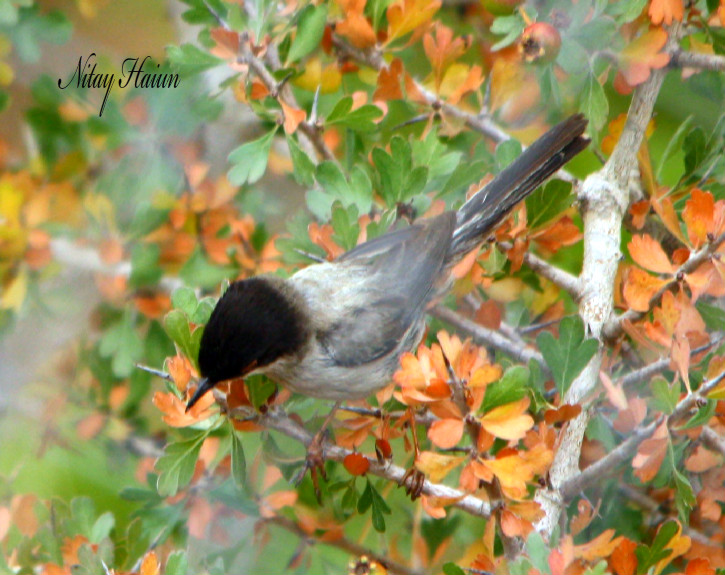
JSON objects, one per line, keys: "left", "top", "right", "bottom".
{"left": 449, "top": 114, "right": 589, "bottom": 261}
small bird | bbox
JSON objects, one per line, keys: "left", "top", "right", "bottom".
{"left": 187, "top": 115, "right": 589, "bottom": 411}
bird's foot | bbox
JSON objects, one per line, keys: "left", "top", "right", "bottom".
{"left": 399, "top": 467, "right": 425, "bottom": 500}
{"left": 291, "top": 428, "right": 329, "bottom": 502}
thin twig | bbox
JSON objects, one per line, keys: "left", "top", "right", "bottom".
{"left": 670, "top": 50, "right": 725, "bottom": 72}
{"left": 262, "top": 516, "right": 424, "bottom": 575}
{"left": 498, "top": 242, "right": 581, "bottom": 301}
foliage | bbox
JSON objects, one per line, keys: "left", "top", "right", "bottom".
{"left": 1, "top": 0, "right": 725, "bottom": 573}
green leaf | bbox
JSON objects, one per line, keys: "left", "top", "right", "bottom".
{"left": 558, "top": 39, "right": 589, "bottom": 74}
{"left": 287, "top": 135, "right": 315, "bottom": 187}
{"left": 156, "top": 433, "right": 207, "bottom": 496}
{"left": 331, "top": 203, "right": 360, "bottom": 251}
{"left": 179, "top": 248, "right": 235, "bottom": 290}
{"left": 90, "top": 512, "right": 115, "bottom": 544}
{"left": 682, "top": 126, "right": 707, "bottom": 177}
{"left": 373, "top": 137, "right": 428, "bottom": 204}
{"left": 164, "top": 309, "right": 204, "bottom": 365}
{"left": 98, "top": 311, "right": 144, "bottom": 378}
{"left": 683, "top": 398, "right": 716, "bottom": 429}
{"left": 129, "top": 243, "right": 162, "bottom": 288}
{"left": 9, "top": 7, "right": 71, "bottom": 62}
{"left": 228, "top": 129, "right": 277, "bottom": 186}
{"left": 536, "top": 316, "right": 598, "bottom": 396}
{"left": 673, "top": 467, "right": 695, "bottom": 523}
{"left": 165, "top": 551, "right": 189, "bottom": 575}
{"left": 287, "top": 4, "right": 328, "bottom": 63}
{"left": 490, "top": 14, "right": 525, "bottom": 51}
{"left": 635, "top": 520, "right": 678, "bottom": 572}
{"left": 496, "top": 139, "right": 522, "bottom": 170}
{"left": 230, "top": 427, "right": 247, "bottom": 488}
{"left": 696, "top": 300, "right": 725, "bottom": 330}
{"left": 525, "top": 180, "right": 573, "bottom": 230}
{"left": 167, "top": 43, "right": 223, "bottom": 75}
{"left": 483, "top": 365, "right": 529, "bottom": 411}
{"left": 312, "top": 161, "right": 374, "bottom": 217}
{"left": 526, "top": 531, "right": 550, "bottom": 575}
{"left": 655, "top": 116, "right": 693, "bottom": 181}
{"left": 580, "top": 71, "right": 608, "bottom": 132}
{"left": 443, "top": 563, "right": 467, "bottom": 575}
{"left": 357, "top": 479, "right": 373, "bottom": 513}
{"left": 650, "top": 378, "right": 678, "bottom": 415}
{"left": 326, "top": 96, "right": 383, "bottom": 133}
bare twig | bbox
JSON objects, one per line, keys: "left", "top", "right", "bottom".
{"left": 498, "top": 242, "right": 581, "bottom": 301}
{"left": 700, "top": 426, "right": 725, "bottom": 459}
{"left": 262, "top": 515, "right": 424, "bottom": 575}
{"left": 670, "top": 50, "right": 725, "bottom": 73}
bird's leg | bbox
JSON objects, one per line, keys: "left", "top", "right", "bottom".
{"left": 399, "top": 408, "right": 426, "bottom": 500}
{"left": 292, "top": 400, "right": 341, "bottom": 500}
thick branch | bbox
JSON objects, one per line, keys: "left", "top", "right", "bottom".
{"left": 671, "top": 50, "right": 725, "bottom": 72}
{"left": 535, "top": 22, "right": 683, "bottom": 539}
{"left": 262, "top": 516, "right": 423, "bottom": 575}
{"left": 605, "top": 231, "right": 725, "bottom": 340}
{"left": 431, "top": 305, "right": 548, "bottom": 372}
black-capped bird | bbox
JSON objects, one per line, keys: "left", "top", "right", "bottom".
{"left": 187, "top": 115, "right": 589, "bottom": 411}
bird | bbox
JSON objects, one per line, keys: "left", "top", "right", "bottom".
{"left": 187, "top": 114, "right": 589, "bottom": 412}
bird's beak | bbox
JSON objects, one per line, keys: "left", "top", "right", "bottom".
{"left": 186, "top": 377, "right": 214, "bottom": 412}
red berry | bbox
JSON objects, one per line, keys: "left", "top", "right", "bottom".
{"left": 343, "top": 452, "right": 370, "bottom": 476}
{"left": 519, "top": 22, "right": 561, "bottom": 64}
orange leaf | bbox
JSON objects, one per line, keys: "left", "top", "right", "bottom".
{"left": 622, "top": 266, "right": 669, "bottom": 311}
{"left": 152, "top": 390, "right": 215, "bottom": 427}
{"left": 337, "top": 0, "right": 377, "bottom": 48}
{"left": 683, "top": 189, "right": 715, "bottom": 249}
{"left": 574, "top": 529, "right": 622, "bottom": 562}
{"left": 343, "top": 452, "right": 370, "bottom": 476}
{"left": 685, "top": 558, "right": 716, "bottom": 575}
{"left": 610, "top": 537, "right": 638, "bottom": 575}
{"left": 280, "top": 100, "right": 306, "bottom": 134}
{"left": 648, "top": 0, "right": 684, "bottom": 25}
{"left": 386, "top": 0, "right": 441, "bottom": 44}
{"left": 543, "top": 403, "right": 583, "bottom": 425}
{"left": 684, "top": 444, "right": 721, "bottom": 472}
{"left": 629, "top": 200, "right": 650, "bottom": 229}
{"left": 531, "top": 216, "right": 581, "bottom": 253}
{"left": 140, "top": 552, "right": 160, "bottom": 575}
{"left": 629, "top": 234, "right": 674, "bottom": 274}
{"left": 632, "top": 419, "right": 669, "bottom": 482}
{"left": 570, "top": 499, "right": 599, "bottom": 536}
{"left": 374, "top": 58, "right": 405, "bottom": 101}
{"left": 209, "top": 27, "right": 240, "bottom": 60}
{"left": 670, "top": 336, "right": 691, "bottom": 392}
{"left": 480, "top": 397, "right": 534, "bottom": 441}
{"left": 428, "top": 418, "right": 465, "bottom": 448}
{"left": 619, "top": 28, "right": 670, "bottom": 87}
{"left": 500, "top": 508, "right": 534, "bottom": 537}
{"left": 424, "top": 23, "right": 468, "bottom": 88}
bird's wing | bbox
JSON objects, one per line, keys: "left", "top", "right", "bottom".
{"left": 316, "top": 212, "right": 456, "bottom": 367}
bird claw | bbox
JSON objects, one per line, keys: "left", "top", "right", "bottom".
{"left": 291, "top": 430, "right": 328, "bottom": 503}
{"left": 398, "top": 467, "right": 425, "bottom": 500}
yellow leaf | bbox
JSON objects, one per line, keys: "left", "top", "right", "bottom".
{"left": 1, "top": 268, "right": 28, "bottom": 311}
{"left": 292, "top": 57, "right": 342, "bottom": 93}
{"left": 415, "top": 451, "right": 465, "bottom": 482}
{"left": 386, "top": 0, "right": 441, "bottom": 44}
{"left": 480, "top": 397, "right": 534, "bottom": 441}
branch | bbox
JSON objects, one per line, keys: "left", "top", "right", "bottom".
{"left": 670, "top": 49, "right": 725, "bottom": 73}
{"left": 700, "top": 426, "right": 725, "bottom": 459}
{"left": 559, "top": 367, "right": 725, "bottom": 500}
{"left": 236, "top": 32, "right": 336, "bottom": 163}
{"left": 430, "top": 305, "right": 548, "bottom": 372}
{"left": 605, "top": 230, "right": 725, "bottom": 340}
{"left": 535, "top": 22, "right": 683, "bottom": 539}
{"left": 262, "top": 516, "right": 424, "bottom": 575}
{"left": 242, "top": 405, "right": 493, "bottom": 519}
{"left": 498, "top": 242, "right": 581, "bottom": 301}
{"left": 331, "top": 38, "right": 579, "bottom": 185}
{"left": 618, "top": 334, "right": 724, "bottom": 388}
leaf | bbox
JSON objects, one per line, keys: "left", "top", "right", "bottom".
{"left": 622, "top": 266, "right": 669, "bottom": 312}
{"left": 632, "top": 420, "right": 669, "bottom": 483}
{"left": 628, "top": 235, "right": 674, "bottom": 274}
{"left": 580, "top": 70, "right": 609, "bottom": 131}
{"left": 536, "top": 316, "right": 599, "bottom": 395}
{"left": 326, "top": 96, "right": 383, "bottom": 133}
{"left": 483, "top": 365, "right": 529, "bottom": 411}
{"left": 415, "top": 451, "right": 466, "bottom": 482}
{"left": 287, "top": 4, "right": 328, "bottom": 63}
{"left": 167, "top": 43, "right": 223, "bottom": 75}
{"left": 648, "top": 0, "right": 684, "bottom": 25}
{"left": 372, "top": 137, "right": 428, "bottom": 204}
{"left": 683, "top": 189, "right": 715, "bottom": 249}
{"left": 386, "top": 0, "right": 441, "bottom": 43}
{"left": 443, "top": 564, "right": 467, "bottom": 575}
{"left": 231, "top": 427, "right": 247, "bottom": 488}
{"left": 490, "top": 14, "right": 526, "bottom": 51}
{"left": 165, "top": 551, "right": 189, "bottom": 575}
{"left": 525, "top": 180, "right": 573, "bottom": 230}
{"left": 428, "top": 418, "right": 465, "bottom": 448}
{"left": 610, "top": 538, "right": 638, "bottom": 575}
{"left": 656, "top": 116, "right": 693, "bottom": 180}
{"left": 527, "top": 530, "right": 551, "bottom": 575}
{"left": 287, "top": 135, "right": 315, "bottom": 187}
{"left": 672, "top": 466, "right": 695, "bottom": 523}
{"left": 129, "top": 243, "right": 163, "bottom": 288}
{"left": 495, "top": 139, "right": 523, "bottom": 170}
{"left": 618, "top": 28, "right": 670, "bottom": 87}
{"left": 98, "top": 312, "right": 144, "bottom": 378}
{"left": 480, "top": 397, "right": 534, "bottom": 441}
{"left": 228, "top": 129, "right": 277, "bottom": 186}
{"left": 336, "top": 0, "right": 377, "bottom": 49}
{"left": 357, "top": 479, "right": 391, "bottom": 531}
{"left": 179, "top": 248, "right": 235, "bottom": 291}
{"left": 155, "top": 433, "right": 206, "bottom": 496}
